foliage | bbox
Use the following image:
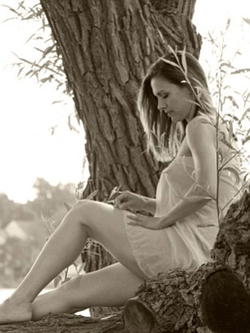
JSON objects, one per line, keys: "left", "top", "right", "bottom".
{"left": 0, "top": 193, "right": 34, "bottom": 228}
{"left": 0, "top": 237, "right": 35, "bottom": 288}
{"left": 0, "top": 178, "right": 76, "bottom": 227}
{"left": 0, "top": 178, "right": 76, "bottom": 288}
{"left": 204, "top": 17, "right": 250, "bottom": 211}
{"left": 1, "top": 0, "right": 82, "bottom": 133}
{"left": 1, "top": 1, "right": 68, "bottom": 96}
{"left": 203, "top": 17, "right": 250, "bottom": 172}
{"left": 29, "top": 178, "right": 76, "bottom": 225}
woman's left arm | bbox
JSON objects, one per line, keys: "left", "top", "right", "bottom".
{"left": 127, "top": 119, "right": 218, "bottom": 230}
{"left": 158, "top": 119, "right": 218, "bottom": 228}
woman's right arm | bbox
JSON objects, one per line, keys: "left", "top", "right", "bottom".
{"left": 114, "top": 191, "right": 156, "bottom": 215}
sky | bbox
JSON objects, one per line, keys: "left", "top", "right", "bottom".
{"left": 0, "top": 0, "right": 249, "bottom": 203}
{"left": 0, "top": 0, "right": 86, "bottom": 202}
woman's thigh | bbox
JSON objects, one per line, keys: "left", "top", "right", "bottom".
{"left": 71, "top": 200, "right": 147, "bottom": 279}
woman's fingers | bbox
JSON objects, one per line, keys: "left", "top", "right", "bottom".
{"left": 127, "top": 214, "right": 147, "bottom": 227}
{"left": 114, "top": 191, "right": 135, "bottom": 209}
{"left": 126, "top": 214, "right": 162, "bottom": 230}
{"left": 114, "top": 194, "right": 129, "bottom": 209}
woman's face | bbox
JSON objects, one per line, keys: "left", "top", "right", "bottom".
{"left": 150, "top": 76, "right": 196, "bottom": 123}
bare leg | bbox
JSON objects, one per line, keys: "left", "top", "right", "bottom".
{"left": 0, "top": 200, "right": 147, "bottom": 323}
{"left": 32, "top": 263, "right": 143, "bottom": 320}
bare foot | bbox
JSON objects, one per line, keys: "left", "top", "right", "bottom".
{"left": 0, "top": 297, "right": 32, "bottom": 324}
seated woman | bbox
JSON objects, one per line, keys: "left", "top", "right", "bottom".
{"left": 0, "top": 50, "right": 242, "bottom": 324}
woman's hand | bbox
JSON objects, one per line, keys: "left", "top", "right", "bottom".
{"left": 126, "top": 213, "right": 166, "bottom": 230}
{"left": 114, "top": 191, "right": 145, "bottom": 211}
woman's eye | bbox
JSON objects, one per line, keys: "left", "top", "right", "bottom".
{"left": 162, "top": 94, "right": 169, "bottom": 99}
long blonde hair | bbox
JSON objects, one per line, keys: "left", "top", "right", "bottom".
{"left": 137, "top": 50, "right": 216, "bottom": 162}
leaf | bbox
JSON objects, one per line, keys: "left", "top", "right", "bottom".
{"left": 242, "top": 17, "right": 250, "bottom": 26}
{"left": 217, "top": 129, "right": 226, "bottom": 142}
{"left": 225, "top": 112, "right": 240, "bottom": 123}
{"left": 228, "top": 119, "right": 234, "bottom": 143}
{"left": 40, "top": 77, "right": 51, "bottom": 83}
{"left": 43, "top": 45, "right": 55, "bottom": 58}
{"left": 244, "top": 172, "right": 250, "bottom": 183}
{"left": 243, "top": 136, "right": 250, "bottom": 145}
{"left": 1, "top": 16, "right": 17, "bottom": 23}
{"left": 219, "top": 60, "right": 233, "bottom": 71}
{"left": 72, "top": 262, "right": 78, "bottom": 273}
{"left": 86, "top": 189, "right": 98, "bottom": 200}
{"left": 181, "top": 47, "right": 188, "bottom": 75}
{"left": 62, "top": 277, "right": 71, "bottom": 285}
{"left": 161, "top": 58, "right": 180, "bottom": 69}
{"left": 207, "top": 31, "right": 219, "bottom": 48}
{"left": 167, "top": 44, "right": 175, "bottom": 55}
{"left": 54, "top": 275, "right": 62, "bottom": 288}
{"left": 77, "top": 263, "right": 85, "bottom": 274}
{"left": 225, "top": 17, "right": 231, "bottom": 31}
{"left": 107, "top": 185, "right": 122, "bottom": 202}
{"left": 217, "top": 148, "right": 224, "bottom": 163}
{"left": 231, "top": 68, "right": 250, "bottom": 75}
{"left": 17, "top": 66, "right": 25, "bottom": 78}
{"left": 240, "top": 107, "right": 250, "bottom": 122}
{"left": 34, "top": 47, "right": 45, "bottom": 54}
{"left": 25, "top": 32, "right": 38, "bottom": 44}
{"left": 52, "top": 100, "right": 64, "bottom": 105}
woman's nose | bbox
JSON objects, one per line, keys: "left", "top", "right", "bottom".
{"left": 158, "top": 99, "right": 166, "bottom": 111}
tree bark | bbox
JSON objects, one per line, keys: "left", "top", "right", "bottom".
{"left": 0, "top": 312, "right": 127, "bottom": 333}
{"left": 38, "top": 0, "right": 201, "bottom": 316}
{"left": 39, "top": 0, "right": 201, "bottom": 201}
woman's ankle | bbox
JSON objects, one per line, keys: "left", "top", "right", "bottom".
{"left": 0, "top": 298, "right": 32, "bottom": 324}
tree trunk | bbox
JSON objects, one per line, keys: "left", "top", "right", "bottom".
{"left": 39, "top": 0, "right": 201, "bottom": 316}
{"left": 39, "top": 0, "right": 201, "bottom": 201}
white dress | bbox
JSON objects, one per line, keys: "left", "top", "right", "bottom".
{"left": 124, "top": 119, "right": 241, "bottom": 277}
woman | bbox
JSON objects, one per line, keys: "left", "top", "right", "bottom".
{"left": 0, "top": 50, "right": 241, "bottom": 323}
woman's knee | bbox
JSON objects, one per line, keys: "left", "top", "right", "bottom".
{"left": 70, "top": 200, "right": 98, "bottom": 230}
{"left": 71, "top": 200, "right": 91, "bottom": 218}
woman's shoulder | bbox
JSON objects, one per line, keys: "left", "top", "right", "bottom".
{"left": 187, "top": 114, "right": 234, "bottom": 143}
{"left": 187, "top": 113, "right": 216, "bottom": 129}
{"left": 186, "top": 114, "right": 216, "bottom": 142}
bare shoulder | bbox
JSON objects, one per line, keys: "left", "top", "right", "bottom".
{"left": 187, "top": 114, "right": 215, "bottom": 129}
{"left": 186, "top": 115, "right": 216, "bottom": 149}
{"left": 187, "top": 114, "right": 215, "bottom": 133}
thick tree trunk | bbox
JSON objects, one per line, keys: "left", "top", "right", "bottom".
{"left": 40, "top": 0, "right": 200, "bottom": 201}
{"left": 39, "top": 0, "right": 201, "bottom": 316}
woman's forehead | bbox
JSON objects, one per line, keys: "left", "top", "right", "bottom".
{"left": 150, "top": 76, "right": 176, "bottom": 95}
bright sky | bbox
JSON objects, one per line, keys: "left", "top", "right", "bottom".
{"left": 0, "top": 0, "right": 249, "bottom": 203}
{"left": 0, "top": 0, "right": 86, "bottom": 203}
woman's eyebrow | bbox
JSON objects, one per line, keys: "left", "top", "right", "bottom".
{"left": 157, "top": 90, "right": 168, "bottom": 96}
